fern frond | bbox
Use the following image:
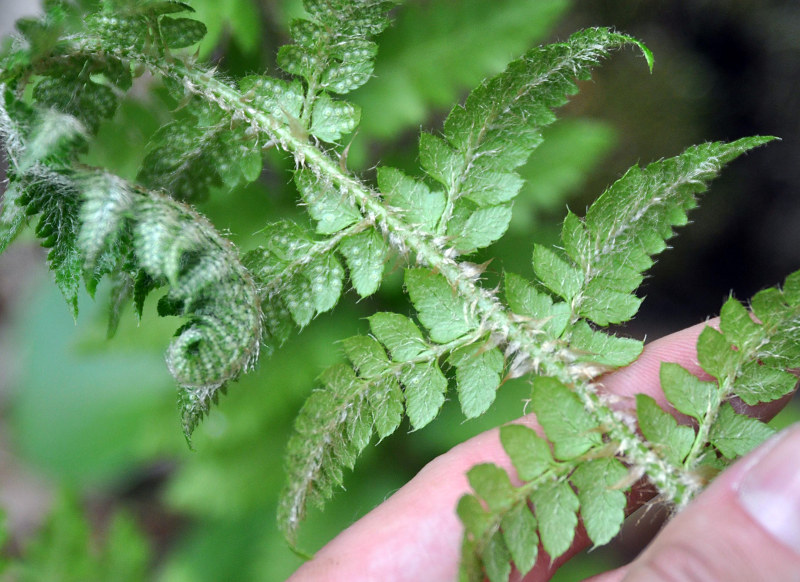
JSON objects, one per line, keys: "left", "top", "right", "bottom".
{"left": 79, "top": 172, "right": 263, "bottom": 439}
{"left": 88, "top": 0, "right": 206, "bottom": 53}
{"left": 656, "top": 270, "right": 800, "bottom": 477}
{"left": 1, "top": 88, "right": 262, "bottom": 439}
{"left": 1, "top": 102, "right": 82, "bottom": 255}
{"left": 458, "top": 382, "right": 628, "bottom": 581}
{"left": 137, "top": 100, "right": 262, "bottom": 202}
{"left": 244, "top": 220, "right": 348, "bottom": 333}
{"left": 1, "top": 92, "right": 86, "bottom": 316}
{"left": 276, "top": 30, "right": 657, "bottom": 542}
{"left": 419, "top": 28, "right": 653, "bottom": 254}
{"left": 279, "top": 0, "right": 397, "bottom": 95}
{"left": 558, "top": 136, "right": 776, "bottom": 325}
{"left": 2, "top": 8, "right": 793, "bottom": 579}
{"left": 54, "top": 20, "right": 776, "bottom": 550}
{"left": 279, "top": 359, "right": 402, "bottom": 544}
{"left": 132, "top": 190, "right": 262, "bottom": 436}
{"left": 276, "top": 0, "right": 397, "bottom": 144}
{"left": 459, "top": 268, "right": 799, "bottom": 579}
{"left": 17, "top": 167, "right": 84, "bottom": 317}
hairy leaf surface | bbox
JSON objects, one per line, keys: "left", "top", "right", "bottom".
{"left": 420, "top": 28, "right": 652, "bottom": 254}
{"left": 561, "top": 137, "right": 774, "bottom": 325}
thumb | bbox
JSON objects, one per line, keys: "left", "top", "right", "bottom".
{"left": 605, "top": 423, "right": 800, "bottom": 582}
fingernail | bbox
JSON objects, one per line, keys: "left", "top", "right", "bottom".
{"left": 737, "top": 425, "right": 800, "bottom": 554}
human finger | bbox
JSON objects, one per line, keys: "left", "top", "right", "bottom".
{"left": 288, "top": 322, "right": 717, "bottom": 582}
{"left": 590, "top": 424, "right": 800, "bottom": 582}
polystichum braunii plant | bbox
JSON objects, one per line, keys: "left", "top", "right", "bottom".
{"left": 0, "top": 1, "right": 796, "bottom": 579}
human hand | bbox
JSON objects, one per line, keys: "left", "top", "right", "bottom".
{"left": 289, "top": 322, "right": 800, "bottom": 581}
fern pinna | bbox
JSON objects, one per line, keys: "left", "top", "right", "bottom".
{"left": 0, "top": 1, "right": 795, "bottom": 578}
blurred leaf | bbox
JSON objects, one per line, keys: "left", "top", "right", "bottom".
{"left": 351, "top": 0, "right": 570, "bottom": 138}
{"left": 10, "top": 281, "right": 180, "bottom": 485}
{"left": 191, "top": 0, "right": 262, "bottom": 57}
{"left": 512, "top": 119, "right": 617, "bottom": 231}
{"left": 6, "top": 491, "right": 150, "bottom": 582}
{"left": 499, "top": 424, "right": 553, "bottom": 482}
{"left": 530, "top": 480, "right": 579, "bottom": 560}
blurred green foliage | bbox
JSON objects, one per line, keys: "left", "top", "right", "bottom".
{"left": 4, "top": 491, "right": 150, "bottom": 582}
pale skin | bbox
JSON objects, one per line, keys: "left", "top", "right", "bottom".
{"left": 290, "top": 321, "right": 800, "bottom": 581}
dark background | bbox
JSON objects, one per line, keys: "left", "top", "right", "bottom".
{"left": 564, "top": 0, "right": 800, "bottom": 339}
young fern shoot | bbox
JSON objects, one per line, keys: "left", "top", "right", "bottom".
{"left": 0, "top": 1, "right": 793, "bottom": 579}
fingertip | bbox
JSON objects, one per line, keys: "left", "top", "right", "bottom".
{"left": 622, "top": 424, "right": 800, "bottom": 581}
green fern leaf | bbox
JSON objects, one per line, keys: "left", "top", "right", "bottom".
{"left": 530, "top": 479, "right": 579, "bottom": 559}
{"left": 31, "top": 55, "right": 129, "bottom": 134}
{"left": 239, "top": 75, "right": 305, "bottom": 127}
{"left": 405, "top": 268, "right": 479, "bottom": 343}
{"left": 500, "top": 502, "right": 539, "bottom": 576}
{"left": 571, "top": 458, "right": 628, "bottom": 546}
{"left": 686, "top": 273, "right": 800, "bottom": 417}
{"left": 6, "top": 2, "right": 70, "bottom": 67}
{"left": 503, "top": 272, "right": 569, "bottom": 338}
{"left": 78, "top": 173, "right": 133, "bottom": 274}
{"left": 17, "top": 173, "right": 83, "bottom": 317}
{"left": 309, "top": 92, "right": 361, "bottom": 142}
{"left": 532, "top": 244, "right": 583, "bottom": 303}
{"left": 0, "top": 94, "right": 98, "bottom": 317}
{"left": 368, "top": 312, "right": 428, "bottom": 361}
{"left": 341, "top": 335, "right": 403, "bottom": 438}
{"left": 467, "top": 463, "right": 515, "bottom": 512}
{"left": 275, "top": 0, "right": 396, "bottom": 143}
{"left": 710, "top": 403, "right": 775, "bottom": 459}
{"left": 295, "top": 168, "right": 362, "bottom": 235}
{"left": 483, "top": 530, "right": 512, "bottom": 582}
{"left": 75, "top": 169, "right": 262, "bottom": 438}
{"left": 530, "top": 376, "right": 601, "bottom": 460}
{"left": 88, "top": 1, "right": 205, "bottom": 52}
{"left": 18, "top": 108, "right": 87, "bottom": 172}
{"left": 561, "top": 137, "right": 775, "bottom": 325}
{"left": 448, "top": 343, "right": 505, "bottom": 418}
{"left": 244, "top": 220, "right": 346, "bottom": 330}
{"left": 566, "top": 321, "right": 642, "bottom": 368}
{"left": 1, "top": 101, "right": 86, "bottom": 255}
{"left": 279, "top": 360, "right": 402, "bottom": 544}
{"left": 660, "top": 362, "right": 719, "bottom": 422}
{"left": 77, "top": 173, "right": 137, "bottom": 298}
{"left": 420, "top": 27, "right": 652, "bottom": 254}
{"left": 338, "top": 227, "right": 387, "bottom": 297}
{"left": 749, "top": 271, "right": 800, "bottom": 370}
{"left": 377, "top": 166, "right": 445, "bottom": 232}
{"left": 636, "top": 394, "right": 695, "bottom": 466}
{"left": 121, "top": 191, "right": 259, "bottom": 436}
{"left": 499, "top": 424, "right": 553, "bottom": 482}
{"left": 400, "top": 360, "right": 447, "bottom": 429}
{"left": 446, "top": 204, "right": 513, "bottom": 253}
{"left": 138, "top": 103, "right": 261, "bottom": 201}
{"left": 279, "top": 0, "right": 396, "bottom": 95}
{"left": 158, "top": 16, "right": 207, "bottom": 49}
